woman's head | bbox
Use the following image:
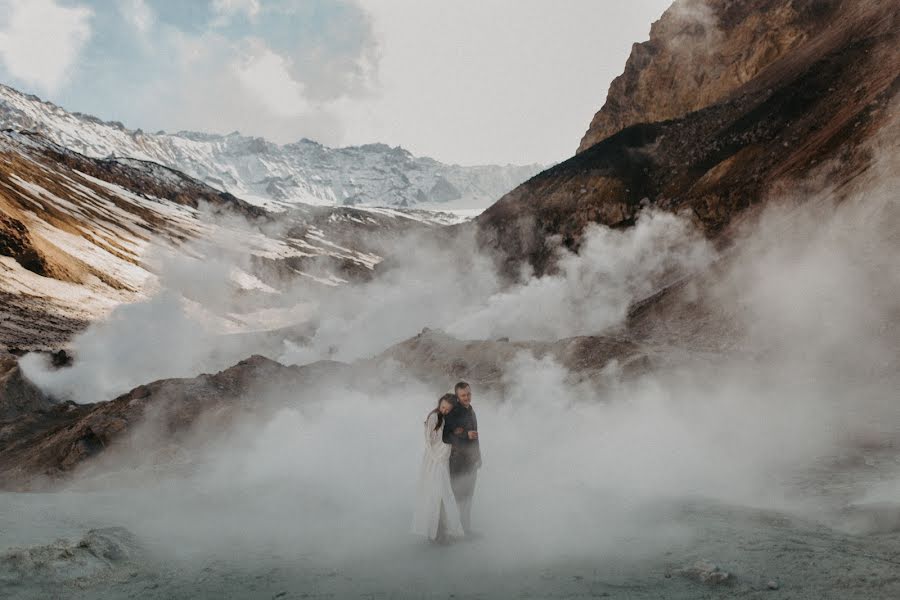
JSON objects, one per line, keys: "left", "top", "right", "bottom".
{"left": 430, "top": 393, "right": 457, "bottom": 430}
{"left": 438, "top": 393, "right": 457, "bottom": 415}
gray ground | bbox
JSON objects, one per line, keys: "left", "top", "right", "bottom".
{"left": 2, "top": 448, "right": 899, "bottom": 600}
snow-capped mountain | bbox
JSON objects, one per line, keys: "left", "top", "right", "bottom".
{"left": 0, "top": 84, "right": 543, "bottom": 212}
{"left": 0, "top": 130, "right": 452, "bottom": 351}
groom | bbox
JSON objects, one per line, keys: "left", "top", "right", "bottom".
{"left": 443, "top": 381, "right": 481, "bottom": 535}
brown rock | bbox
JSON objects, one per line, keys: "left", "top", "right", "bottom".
{"left": 577, "top": 0, "right": 841, "bottom": 153}
{"left": 476, "top": 0, "right": 899, "bottom": 277}
{"left": 0, "top": 357, "right": 54, "bottom": 420}
{"left": 0, "top": 355, "right": 349, "bottom": 490}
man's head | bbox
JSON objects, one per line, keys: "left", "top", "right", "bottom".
{"left": 454, "top": 381, "right": 472, "bottom": 407}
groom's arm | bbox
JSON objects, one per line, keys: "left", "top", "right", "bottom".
{"left": 442, "top": 413, "right": 458, "bottom": 444}
{"left": 443, "top": 413, "right": 469, "bottom": 444}
{"left": 465, "top": 411, "right": 479, "bottom": 440}
{"left": 472, "top": 411, "right": 482, "bottom": 466}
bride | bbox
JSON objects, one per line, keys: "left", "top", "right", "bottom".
{"left": 411, "top": 393, "right": 465, "bottom": 543}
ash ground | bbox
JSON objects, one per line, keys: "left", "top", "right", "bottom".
{"left": 3, "top": 448, "right": 899, "bottom": 600}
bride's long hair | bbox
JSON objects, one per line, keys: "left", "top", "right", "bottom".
{"left": 428, "top": 393, "right": 457, "bottom": 431}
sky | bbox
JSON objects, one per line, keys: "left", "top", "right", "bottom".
{"left": 0, "top": 0, "right": 671, "bottom": 166}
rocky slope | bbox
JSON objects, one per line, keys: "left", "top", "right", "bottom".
{"left": 0, "top": 84, "right": 543, "bottom": 211}
{"left": 576, "top": 0, "right": 843, "bottom": 153}
{"left": 0, "top": 130, "right": 454, "bottom": 351}
{"left": 0, "top": 354, "right": 331, "bottom": 489}
{"left": 477, "top": 0, "right": 898, "bottom": 276}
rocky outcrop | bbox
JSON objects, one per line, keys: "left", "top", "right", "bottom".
{"left": 577, "top": 0, "right": 842, "bottom": 153}
{"left": 0, "top": 354, "right": 350, "bottom": 489}
{"left": 477, "top": 0, "right": 899, "bottom": 276}
{"left": 0, "top": 526, "right": 141, "bottom": 591}
{"left": 0, "top": 357, "right": 54, "bottom": 420}
{"left": 673, "top": 559, "right": 734, "bottom": 585}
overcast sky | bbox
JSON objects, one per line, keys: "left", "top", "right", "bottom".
{"left": 0, "top": 0, "right": 671, "bottom": 166}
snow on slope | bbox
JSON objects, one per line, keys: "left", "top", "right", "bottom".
{"left": 0, "top": 131, "right": 448, "bottom": 350}
{"left": 0, "top": 84, "right": 543, "bottom": 212}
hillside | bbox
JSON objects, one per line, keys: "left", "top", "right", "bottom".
{"left": 477, "top": 0, "right": 898, "bottom": 276}
{"left": 0, "top": 131, "right": 452, "bottom": 352}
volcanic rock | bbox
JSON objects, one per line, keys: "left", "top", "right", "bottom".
{"left": 477, "top": 0, "right": 899, "bottom": 277}
{"left": 675, "top": 559, "right": 734, "bottom": 585}
{"left": 0, "top": 526, "right": 140, "bottom": 589}
{"left": 577, "top": 0, "right": 844, "bottom": 153}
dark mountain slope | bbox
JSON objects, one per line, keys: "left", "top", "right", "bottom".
{"left": 477, "top": 0, "right": 898, "bottom": 276}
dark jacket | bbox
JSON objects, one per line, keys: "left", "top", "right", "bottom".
{"left": 442, "top": 403, "right": 482, "bottom": 474}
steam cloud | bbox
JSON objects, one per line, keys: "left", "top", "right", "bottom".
{"left": 11, "top": 126, "right": 900, "bottom": 584}
{"left": 22, "top": 209, "right": 713, "bottom": 401}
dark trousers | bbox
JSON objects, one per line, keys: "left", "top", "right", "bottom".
{"left": 450, "top": 468, "right": 477, "bottom": 534}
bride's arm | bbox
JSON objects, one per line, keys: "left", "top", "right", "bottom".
{"left": 423, "top": 413, "right": 440, "bottom": 456}
{"left": 424, "top": 413, "right": 452, "bottom": 459}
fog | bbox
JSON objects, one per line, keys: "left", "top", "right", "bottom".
{"left": 7, "top": 124, "right": 899, "bottom": 594}
{"left": 18, "top": 236, "right": 290, "bottom": 403}
{"left": 20, "top": 209, "right": 713, "bottom": 402}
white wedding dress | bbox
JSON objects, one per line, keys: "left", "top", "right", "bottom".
{"left": 411, "top": 412, "right": 464, "bottom": 540}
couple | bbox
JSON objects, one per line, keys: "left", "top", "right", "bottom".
{"left": 411, "top": 381, "right": 482, "bottom": 543}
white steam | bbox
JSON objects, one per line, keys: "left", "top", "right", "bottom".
{"left": 281, "top": 210, "right": 713, "bottom": 364}
{"left": 450, "top": 211, "right": 713, "bottom": 340}
{"left": 10, "top": 127, "right": 900, "bottom": 586}
{"left": 19, "top": 237, "right": 295, "bottom": 403}
{"left": 22, "top": 207, "right": 715, "bottom": 405}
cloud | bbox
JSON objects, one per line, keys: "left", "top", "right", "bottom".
{"left": 118, "top": 0, "right": 154, "bottom": 35}
{"left": 125, "top": 28, "right": 341, "bottom": 145}
{"left": 18, "top": 207, "right": 714, "bottom": 403}
{"left": 232, "top": 40, "right": 310, "bottom": 117}
{"left": 3, "top": 0, "right": 672, "bottom": 165}
{"left": 40, "top": 0, "right": 379, "bottom": 147}
{"left": 0, "top": 0, "right": 93, "bottom": 94}
{"left": 332, "top": 0, "right": 672, "bottom": 165}
{"left": 212, "top": 0, "right": 261, "bottom": 23}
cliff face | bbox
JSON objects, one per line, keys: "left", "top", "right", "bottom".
{"left": 478, "top": 0, "right": 898, "bottom": 276}
{"left": 577, "top": 0, "right": 841, "bottom": 153}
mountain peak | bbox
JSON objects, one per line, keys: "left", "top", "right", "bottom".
{"left": 0, "top": 82, "right": 542, "bottom": 212}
